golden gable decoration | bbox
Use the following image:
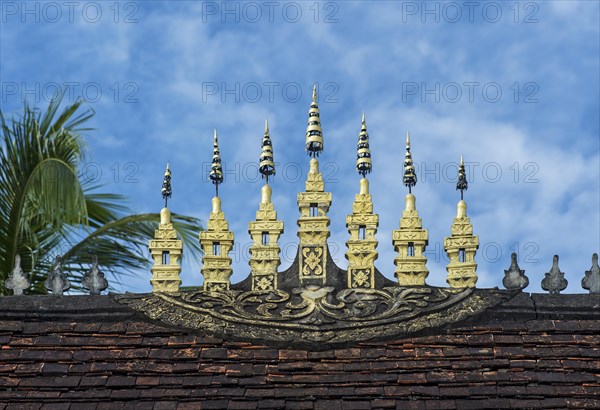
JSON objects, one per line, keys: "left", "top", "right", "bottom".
{"left": 115, "top": 85, "right": 525, "bottom": 348}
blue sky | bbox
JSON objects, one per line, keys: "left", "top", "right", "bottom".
{"left": 1, "top": 0, "right": 599, "bottom": 293}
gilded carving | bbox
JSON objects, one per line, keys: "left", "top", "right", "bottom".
{"left": 149, "top": 207, "right": 183, "bottom": 293}
{"left": 445, "top": 158, "right": 479, "bottom": 288}
{"left": 114, "top": 287, "right": 516, "bottom": 348}
{"left": 301, "top": 246, "right": 325, "bottom": 277}
{"left": 392, "top": 194, "right": 429, "bottom": 286}
{"left": 199, "top": 196, "right": 234, "bottom": 291}
{"left": 297, "top": 159, "right": 331, "bottom": 285}
{"left": 346, "top": 178, "right": 379, "bottom": 289}
{"left": 249, "top": 184, "right": 283, "bottom": 291}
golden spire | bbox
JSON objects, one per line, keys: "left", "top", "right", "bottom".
{"left": 149, "top": 163, "right": 183, "bottom": 293}
{"left": 444, "top": 154, "right": 479, "bottom": 288}
{"left": 305, "top": 83, "right": 324, "bottom": 157}
{"left": 356, "top": 111, "right": 372, "bottom": 177}
{"left": 209, "top": 129, "right": 224, "bottom": 196}
{"left": 200, "top": 131, "right": 234, "bottom": 291}
{"left": 249, "top": 117, "right": 284, "bottom": 291}
{"left": 259, "top": 118, "right": 275, "bottom": 183}
{"left": 161, "top": 162, "right": 172, "bottom": 208}
{"left": 393, "top": 130, "right": 429, "bottom": 286}
{"left": 457, "top": 154, "right": 468, "bottom": 200}
{"left": 403, "top": 131, "right": 417, "bottom": 193}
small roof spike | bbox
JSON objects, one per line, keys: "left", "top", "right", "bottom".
{"left": 582, "top": 253, "right": 600, "bottom": 293}
{"left": 6, "top": 254, "right": 30, "bottom": 295}
{"left": 82, "top": 255, "right": 108, "bottom": 295}
{"left": 502, "top": 253, "right": 529, "bottom": 290}
{"left": 45, "top": 256, "right": 71, "bottom": 295}
{"left": 541, "top": 255, "right": 568, "bottom": 294}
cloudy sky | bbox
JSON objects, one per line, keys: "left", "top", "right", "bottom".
{"left": 1, "top": 0, "right": 598, "bottom": 293}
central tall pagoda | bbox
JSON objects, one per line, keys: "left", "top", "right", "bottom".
{"left": 345, "top": 113, "right": 379, "bottom": 288}
{"left": 296, "top": 85, "right": 333, "bottom": 286}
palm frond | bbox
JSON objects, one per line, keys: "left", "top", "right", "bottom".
{"left": 0, "top": 92, "right": 202, "bottom": 295}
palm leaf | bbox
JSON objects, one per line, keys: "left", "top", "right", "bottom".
{"left": 0, "top": 92, "right": 202, "bottom": 295}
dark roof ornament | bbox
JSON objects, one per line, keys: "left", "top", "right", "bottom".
{"left": 356, "top": 112, "right": 372, "bottom": 177}
{"left": 582, "top": 253, "right": 600, "bottom": 294}
{"left": 541, "top": 255, "right": 568, "bottom": 294}
{"left": 502, "top": 253, "right": 529, "bottom": 290}
{"left": 161, "top": 162, "right": 172, "bottom": 208}
{"left": 209, "top": 129, "right": 224, "bottom": 196}
{"left": 403, "top": 132, "right": 417, "bottom": 193}
{"left": 5, "top": 254, "right": 30, "bottom": 295}
{"left": 82, "top": 256, "right": 108, "bottom": 295}
{"left": 259, "top": 118, "right": 275, "bottom": 182}
{"left": 456, "top": 154, "right": 468, "bottom": 200}
{"left": 45, "top": 256, "right": 71, "bottom": 295}
{"left": 305, "top": 84, "right": 324, "bottom": 157}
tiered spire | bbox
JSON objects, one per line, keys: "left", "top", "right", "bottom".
{"left": 356, "top": 112, "right": 372, "bottom": 177}
{"left": 149, "top": 163, "right": 183, "bottom": 293}
{"left": 403, "top": 132, "right": 417, "bottom": 193}
{"left": 346, "top": 112, "right": 379, "bottom": 288}
{"left": 200, "top": 130, "right": 234, "bottom": 291}
{"left": 162, "top": 163, "right": 172, "bottom": 207}
{"left": 305, "top": 84, "right": 324, "bottom": 157}
{"left": 444, "top": 155, "right": 479, "bottom": 288}
{"left": 297, "top": 86, "right": 331, "bottom": 286}
{"left": 249, "top": 119, "right": 284, "bottom": 290}
{"left": 210, "top": 129, "right": 224, "bottom": 195}
{"left": 393, "top": 131, "right": 429, "bottom": 286}
{"left": 259, "top": 119, "right": 275, "bottom": 182}
{"left": 457, "top": 154, "right": 467, "bottom": 200}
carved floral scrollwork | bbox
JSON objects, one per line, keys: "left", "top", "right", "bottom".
{"left": 302, "top": 247, "right": 324, "bottom": 276}
{"left": 114, "top": 287, "right": 516, "bottom": 348}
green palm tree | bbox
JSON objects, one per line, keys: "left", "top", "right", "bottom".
{"left": 0, "top": 94, "right": 201, "bottom": 295}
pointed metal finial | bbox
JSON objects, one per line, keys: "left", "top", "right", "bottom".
{"left": 305, "top": 83, "right": 323, "bottom": 157}
{"left": 259, "top": 117, "right": 276, "bottom": 182}
{"left": 161, "top": 162, "right": 172, "bottom": 208}
{"left": 502, "top": 253, "right": 529, "bottom": 290}
{"left": 456, "top": 154, "right": 468, "bottom": 200}
{"left": 403, "top": 131, "right": 417, "bottom": 194}
{"left": 209, "top": 129, "right": 224, "bottom": 196}
{"left": 356, "top": 112, "right": 372, "bottom": 177}
{"left": 82, "top": 255, "right": 108, "bottom": 295}
{"left": 582, "top": 253, "right": 600, "bottom": 293}
{"left": 6, "top": 254, "right": 30, "bottom": 295}
{"left": 45, "top": 256, "right": 70, "bottom": 295}
{"left": 541, "top": 255, "right": 568, "bottom": 294}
